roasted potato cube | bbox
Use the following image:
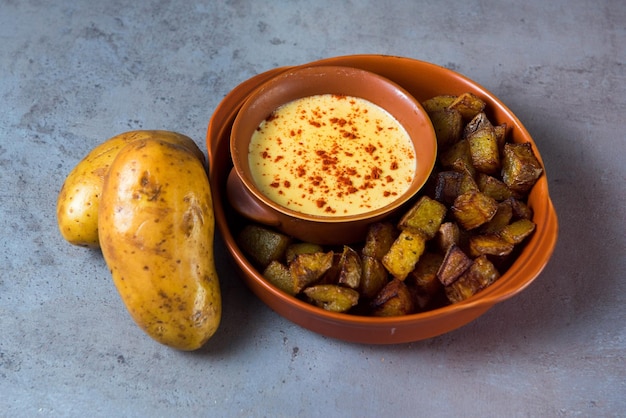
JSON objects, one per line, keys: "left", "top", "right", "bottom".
{"left": 501, "top": 142, "right": 543, "bottom": 195}
{"left": 382, "top": 229, "right": 427, "bottom": 280}
{"left": 359, "top": 255, "right": 389, "bottom": 300}
{"left": 481, "top": 200, "right": 514, "bottom": 234}
{"left": 468, "top": 234, "right": 514, "bottom": 257}
{"left": 410, "top": 251, "right": 444, "bottom": 295}
{"left": 362, "top": 222, "right": 398, "bottom": 261}
{"left": 445, "top": 255, "right": 500, "bottom": 303}
{"left": 303, "top": 285, "right": 359, "bottom": 313}
{"left": 337, "top": 246, "right": 362, "bottom": 289}
{"left": 290, "top": 251, "right": 334, "bottom": 293}
{"left": 506, "top": 197, "right": 534, "bottom": 220}
{"left": 447, "top": 92, "right": 486, "bottom": 121}
{"left": 397, "top": 196, "right": 447, "bottom": 239}
{"left": 498, "top": 218, "right": 536, "bottom": 244}
{"left": 463, "top": 110, "right": 492, "bottom": 136}
{"left": 437, "top": 244, "right": 473, "bottom": 285}
{"left": 370, "top": 279, "right": 414, "bottom": 317}
{"left": 429, "top": 109, "right": 463, "bottom": 149}
{"left": 494, "top": 123, "right": 508, "bottom": 151}
{"left": 317, "top": 252, "right": 342, "bottom": 285}
{"left": 435, "top": 221, "right": 461, "bottom": 252}
{"left": 465, "top": 113, "right": 500, "bottom": 175}
{"left": 263, "top": 261, "right": 296, "bottom": 296}
{"left": 285, "top": 242, "right": 325, "bottom": 264}
{"left": 434, "top": 170, "right": 478, "bottom": 205}
{"left": 439, "top": 139, "right": 476, "bottom": 176}
{"left": 421, "top": 94, "right": 457, "bottom": 114}
{"left": 477, "top": 173, "right": 513, "bottom": 201}
{"left": 451, "top": 190, "right": 498, "bottom": 230}
{"left": 237, "top": 224, "right": 292, "bottom": 268}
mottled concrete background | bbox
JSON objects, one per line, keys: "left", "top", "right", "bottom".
{"left": 1, "top": 1, "right": 624, "bottom": 416}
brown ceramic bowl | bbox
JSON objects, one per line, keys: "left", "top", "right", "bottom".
{"left": 227, "top": 65, "right": 437, "bottom": 245}
{"left": 207, "top": 55, "right": 559, "bottom": 344}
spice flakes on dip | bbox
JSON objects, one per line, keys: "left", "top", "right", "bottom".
{"left": 248, "top": 94, "right": 416, "bottom": 217}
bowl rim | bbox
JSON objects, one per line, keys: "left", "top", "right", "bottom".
{"left": 228, "top": 64, "right": 437, "bottom": 223}
{"left": 207, "top": 54, "right": 559, "bottom": 343}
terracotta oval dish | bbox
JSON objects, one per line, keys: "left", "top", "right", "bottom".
{"left": 207, "top": 55, "right": 558, "bottom": 344}
{"left": 228, "top": 65, "right": 437, "bottom": 245}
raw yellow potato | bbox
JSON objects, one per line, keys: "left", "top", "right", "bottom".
{"left": 57, "top": 130, "right": 204, "bottom": 248}
{"left": 98, "top": 138, "right": 220, "bottom": 351}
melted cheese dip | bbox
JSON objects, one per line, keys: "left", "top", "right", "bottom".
{"left": 248, "top": 94, "right": 416, "bottom": 217}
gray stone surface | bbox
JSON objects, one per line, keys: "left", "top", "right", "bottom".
{"left": 1, "top": 0, "right": 624, "bottom": 416}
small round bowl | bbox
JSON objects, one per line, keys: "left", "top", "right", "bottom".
{"left": 227, "top": 65, "right": 437, "bottom": 245}
{"left": 207, "top": 55, "right": 559, "bottom": 344}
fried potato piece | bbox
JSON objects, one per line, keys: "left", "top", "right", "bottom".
{"left": 397, "top": 196, "right": 447, "bottom": 239}
{"left": 290, "top": 251, "right": 334, "bottom": 293}
{"left": 428, "top": 109, "right": 463, "bottom": 149}
{"left": 409, "top": 252, "right": 444, "bottom": 309}
{"left": 447, "top": 92, "right": 486, "bottom": 121}
{"left": 437, "top": 244, "right": 473, "bottom": 285}
{"left": 445, "top": 255, "right": 500, "bottom": 303}
{"left": 362, "top": 222, "right": 398, "bottom": 261}
{"left": 359, "top": 255, "right": 389, "bottom": 300}
{"left": 434, "top": 221, "right": 461, "bottom": 252}
{"left": 285, "top": 242, "right": 325, "bottom": 264}
{"left": 439, "top": 139, "right": 476, "bottom": 177}
{"left": 465, "top": 113, "right": 500, "bottom": 175}
{"left": 421, "top": 94, "right": 457, "bottom": 113}
{"left": 494, "top": 123, "right": 508, "bottom": 151}
{"left": 480, "top": 200, "right": 514, "bottom": 234}
{"left": 370, "top": 279, "right": 414, "bottom": 317}
{"left": 237, "top": 224, "right": 292, "bottom": 268}
{"left": 452, "top": 190, "right": 499, "bottom": 230}
{"left": 468, "top": 234, "right": 514, "bottom": 257}
{"left": 263, "top": 261, "right": 296, "bottom": 296}
{"left": 303, "top": 285, "right": 360, "bottom": 313}
{"left": 337, "top": 246, "right": 362, "bottom": 289}
{"left": 477, "top": 173, "right": 513, "bottom": 201}
{"left": 434, "top": 169, "right": 478, "bottom": 205}
{"left": 501, "top": 142, "right": 543, "bottom": 195}
{"left": 382, "top": 229, "right": 427, "bottom": 280}
{"left": 498, "top": 218, "right": 536, "bottom": 244}
{"left": 507, "top": 196, "right": 534, "bottom": 220}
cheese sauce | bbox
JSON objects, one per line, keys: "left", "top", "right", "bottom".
{"left": 248, "top": 94, "right": 416, "bottom": 217}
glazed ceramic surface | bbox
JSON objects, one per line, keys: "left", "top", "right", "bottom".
{"left": 206, "top": 55, "right": 558, "bottom": 344}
